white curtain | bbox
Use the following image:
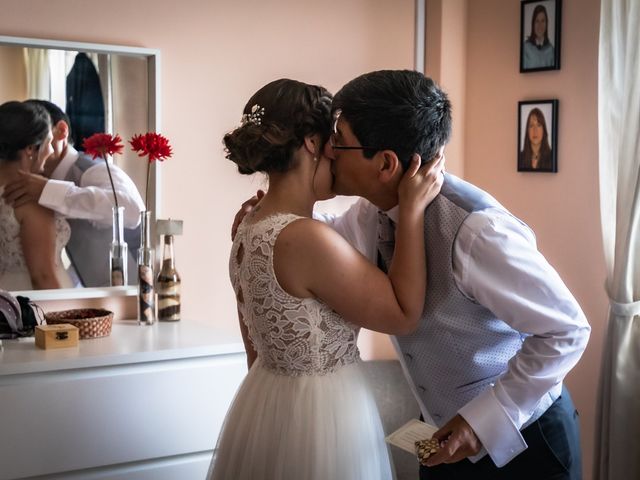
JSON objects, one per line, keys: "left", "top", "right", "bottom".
{"left": 595, "top": 0, "right": 640, "bottom": 479}
{"left": 22, "top": 48, "right": 50, "bottom": 100}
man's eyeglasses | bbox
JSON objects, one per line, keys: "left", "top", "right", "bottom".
{"left": 329, "top": 135, "right": 380, "bottom": 151}
{"left": 330, "top": 109, "right": 383, "bottom": 152}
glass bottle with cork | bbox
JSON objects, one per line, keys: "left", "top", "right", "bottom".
{"left": 156, "top": 219, "right": 182, "bottom": 321}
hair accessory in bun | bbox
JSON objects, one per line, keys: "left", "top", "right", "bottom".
{"left": 241, "top": 104, "right": 265, "bottom": 126}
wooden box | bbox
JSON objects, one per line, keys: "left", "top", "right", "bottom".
{"left": 35, "top": 324, "right": 79, "bottom": 349}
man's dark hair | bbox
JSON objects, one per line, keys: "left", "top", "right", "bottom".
{"left": 25, "top": 99, "right": 73, "bottom": 145}
{"left": 332, "top": 70, "right": 452, "bottom": 170}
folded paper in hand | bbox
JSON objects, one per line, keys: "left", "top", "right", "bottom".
{"left": 385, "top": 419, "right": 438, "bottom": 454}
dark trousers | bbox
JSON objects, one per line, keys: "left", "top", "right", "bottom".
{"left": 420, "top": 387, "right": 582, "bottom": 480}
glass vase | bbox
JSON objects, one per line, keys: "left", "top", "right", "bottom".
{"left": 137, "top": 211, "right": 156, "bottom": 325}
{"left": 110, "top": 206, "right": 127, "bottom": 286}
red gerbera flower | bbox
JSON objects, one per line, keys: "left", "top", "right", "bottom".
{"left": 81, "top": 133, "right": 123, "bottom": 212}
{"left": 82, "top": 133, "right": 124, "bottom": 159}
{"left": 130, "top": 133, "right": 173, "bottom": 163}
{"left": 129, "top": 132, "right": 173, "bottom": 210}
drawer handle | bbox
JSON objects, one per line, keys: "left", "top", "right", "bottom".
{"left": 56, "top": 332, "right": 69, "bottom": 340}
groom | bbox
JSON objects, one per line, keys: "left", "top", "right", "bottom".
{"left": 236, "top": 70, "right": 590, "bottom": 480}
{"left": 324, "top": 70, "right": 589, "bottom": 479}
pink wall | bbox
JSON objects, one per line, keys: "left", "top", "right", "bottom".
{"left": 463, "top": 0, "right": 605, "bottom": 476}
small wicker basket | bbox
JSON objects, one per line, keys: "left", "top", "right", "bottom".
{"left": 44, "top": 308, "right": 113, "bottom": 339}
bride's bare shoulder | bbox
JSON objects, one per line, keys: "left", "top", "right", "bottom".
{"left": 273, "top": 217, "right": 357, "bottom": 298}
{"left": 278, "top": 217, "right": 346, "bottom": 247}
{"left": 13, "top": 201, "right": 53, "bottom": 224}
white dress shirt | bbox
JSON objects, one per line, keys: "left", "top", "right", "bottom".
{"left": 39, "top": 145, "right": 144, "bottom": 228}
{"left": 319, "top": 197, "right": 590, "bottom": 466}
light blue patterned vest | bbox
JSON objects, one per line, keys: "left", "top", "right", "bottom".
{"left": 378, "top": 174, "right": 554, "bottom": 428}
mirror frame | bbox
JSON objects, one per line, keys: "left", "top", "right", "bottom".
{"left": 0, "top": 35, "right": 161, "bottom": 301}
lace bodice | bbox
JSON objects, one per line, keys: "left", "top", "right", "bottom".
{"left": 230, "top": 212, "right": 360, "bottom": 376}
{"left": 0, "top": 186, "right": 71, "bottom": 274}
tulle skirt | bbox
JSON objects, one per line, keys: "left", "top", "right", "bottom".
{"left": 208, "top": 358, "right": 393, "bottom": 480}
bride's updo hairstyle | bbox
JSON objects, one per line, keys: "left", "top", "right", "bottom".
{"left": 0, "top": 101, "right": 51, "bottom": 162}
{"left": 224, "top": 79, "right": 332, "bottom": 175}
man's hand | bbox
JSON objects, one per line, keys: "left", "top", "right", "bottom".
{"left": 2, "top": 170, "right": 48, "bottom": 208}
{"left": 231, "top": 190, "right": 265, "bottom": 240}
{"left": 425, "top": 414, "right": 482, "bottom": 467}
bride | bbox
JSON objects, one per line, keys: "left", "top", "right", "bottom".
{"left": 0, "top": 101, "right": 73, "bottom": 290}
{"left": 208, "top": 79, "right": 443, "bottom": 480}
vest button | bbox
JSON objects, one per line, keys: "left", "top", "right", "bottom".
{"left": 404, "top": 353, "right": 413, "bottom": 361}
{"left": 418, "top": 385, "right": 426, "bottom": 392}
{"left": 433, "top": 414, "right": 442, "bottom": 420}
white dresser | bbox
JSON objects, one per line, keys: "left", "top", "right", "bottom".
{"left": 0, "top": 321, "right": 247, "bottom": 480}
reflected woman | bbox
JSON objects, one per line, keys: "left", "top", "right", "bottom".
{"left": 520, "top": 107, "right": 553, "bottom": 171}
{"left": 523, "top": 4, "right": 555, "bottom": 69}
{"left": 0, "top": 101, "right": 73, "bottom": 290}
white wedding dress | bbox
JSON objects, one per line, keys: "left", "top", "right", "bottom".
{"left": 208, "top": 213, "right": 393, "bottom": 480}
{"left": 0, "top": 186, "right": 73, "bottom": 290}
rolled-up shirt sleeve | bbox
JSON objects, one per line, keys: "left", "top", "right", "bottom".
{"left": 455, "top": 209, "right": 590, "bottom": 467}
{"left": 39, "top": 163, "right": 145, "bottom": 228}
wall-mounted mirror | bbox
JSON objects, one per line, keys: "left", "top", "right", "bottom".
{"left": 0, "top": 35, "right": 160, "bottom": 300}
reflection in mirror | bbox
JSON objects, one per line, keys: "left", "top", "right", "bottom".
{"left": 0, "top": 36, "right": 159, "bottom": 300}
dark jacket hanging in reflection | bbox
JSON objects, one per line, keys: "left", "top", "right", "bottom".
{"left": 66, "top": 53, "right": 105, "bottom": 147}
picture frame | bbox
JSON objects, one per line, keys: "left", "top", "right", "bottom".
{"left": 518, "top": 100, "right": 558, "bottom": 173}
{"left": 520, "top": 0, "right": 562, "bottom": 72}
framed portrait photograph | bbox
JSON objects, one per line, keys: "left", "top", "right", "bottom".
{"left": 520, "top": 0, "right": 562, "bottom": 72}
{"left": 518, "top": 100, "right": 558, "bottom": 173}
